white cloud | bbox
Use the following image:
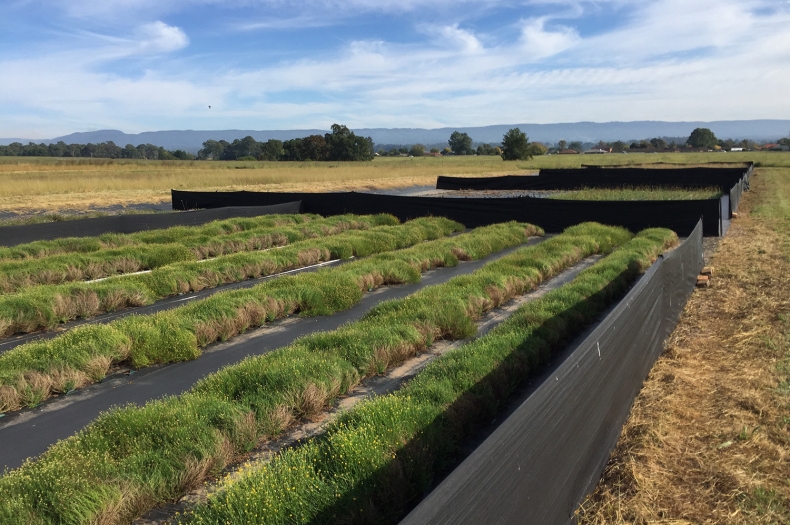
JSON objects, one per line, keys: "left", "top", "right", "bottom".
{"left": 436, "top": 24, "right": 484, "bottom": 54}
{"left": 134, "top": 21, "right": 189, "bottom": 54}
{"left": 519, "top": 17, "right": 579, "bottom": 59}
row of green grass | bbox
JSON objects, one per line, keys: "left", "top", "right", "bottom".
{"left": 0, "top": 222, "right": 626, "bottom": 525}
{"left": 181, "top": 227, "right": 677, "bottom": 525}
{"left": 0, "top": 213, "right": 328, "bottom": 259}
{"left": 0, "top": 216, "right": 455, "bottom": 337}
{"left": 0, "top": 219, "right": 530, "bottom": 414}
{"left": 0, "top": 214, "right": 394, "bottom": 293}
{"left": 548, "top": 186, "right": 723, "bottom": 201}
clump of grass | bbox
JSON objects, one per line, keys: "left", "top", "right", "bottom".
{"left": 549, "top": 186, "right": 723, "bottom": 201}
{"left": 180, "top": 228, "right": 677, "bottom": 525}
{"left": 0, "top": 216, "right": 445, "bottom": 336}
{"left": 0, "top": 222, "right": 638, "bottom": 525}
{"left": 0, "top": 219, "right": 526, "bottom": 414}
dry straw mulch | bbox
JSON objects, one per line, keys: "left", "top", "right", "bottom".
{"left": 577, "top": 190, "right": 790, "bottom": 523}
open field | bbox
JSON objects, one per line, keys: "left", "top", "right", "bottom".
{"left": 577, "top": 166, "right": 790, "bottom": 524}
{"left": 0, "top": 222, "right": 647, "bottom": 524}
{"left": 1, "top": 152, "right": 788, "bottom": 214}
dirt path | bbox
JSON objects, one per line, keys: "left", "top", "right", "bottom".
{"left": 577, "top": 171, "right": 790, "bottom": 524}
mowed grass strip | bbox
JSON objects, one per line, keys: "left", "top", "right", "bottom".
{"left": 0, "top": 216, "right": 452, "bottom": 337}
{"left": 0, "top": 219, "right": 527, "bottom": 414}
{"left": 0, "top": 223, "right": 623, "bottom": 525}
{"left": 0, "top": 214, "right": 395, "bottom": 292}
{"left": 549, "top": 186, "right": 723, "bottom": 201}
{"left": 180, "top": 228, "right": 677, "bottom": 525}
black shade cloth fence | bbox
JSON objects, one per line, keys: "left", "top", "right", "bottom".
{"left": 0, "top": 202, "right": 301, "bottom": 247}
{"left": 436, "top": 164, "right": 753, "bottom": 193}
{"left": 400, "top": 219, "right": 704, "bottom": 525}
{"left": 172, "top": 190, "right": 721, "bottom": 236}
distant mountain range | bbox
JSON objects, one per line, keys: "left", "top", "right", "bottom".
{"left": 3, "top": 120, "right": 789, "bottom": 153}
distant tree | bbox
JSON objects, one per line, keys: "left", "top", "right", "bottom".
{"left": 302, "top": 135, "right": 329, "bottom": 161}
{"left": 526, "top": 142, "right": 548, "bottom": 157}
{"left": 430, "top": 147, "right": 440, "bottom": 153}
{"left": 650, "top": 138, "right": 668, "bottom": 149}
{"left": 323, "top": 124, "right": 374, "bottom": 161}
{"left": 500, "top": 128, "right": 531, "bottom": 161}
{"left": 778, "top": 138, "right": 790, "bottom": 147}
{"left": 442, "top": 147, "right": 453, "bottom": 155}
{"left": 611, "top": 140, "right": 627, "bottom": 153}
{"left": 687, "top": 128, "right": 718, "bottom": 149}
{"left": 448, "top": 131, "right": 473, "bottom": 155}
{"left": 558, "top": 140, "right": 567, "bottom": 151}
{"left": 409, "top": 144, "right": 426, "bottom": 157}
{"left": 171, "top": 150, "right": 193, "bottom": 160}
{"left": 258, "top": 139, "right": 284, "bottom": 161}
{"left": 568, "top": 141, "right": 583, "bottom": 152}
{"left": 123, "top": 144, "right": 141, "bottom": 159}
{"left": 282, "top": 138, "right": 305, "bottom": 161}
{"left": 198, "top": 140, "right": 224, "bottom": 160}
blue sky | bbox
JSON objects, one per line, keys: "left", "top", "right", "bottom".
{"left": 1, "top": 0, "right": 789, "bottom": 138}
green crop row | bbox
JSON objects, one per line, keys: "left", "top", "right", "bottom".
{"left": 0, "top": 217, "right": 457, "bottom": 337}
{"left": 181, "top": 228, "right": 678, "bottom": 525}
{"left": 0, "top": 219, "right": 530, "bottom": 415}
{"left": 0, "top": 222, "right": 625, "bottom": 525}
{"left": 0, "top": 214, "right": 396, "bottom": 293}
{"left": 0, "top": 213, "right": 327, "bottom": 260}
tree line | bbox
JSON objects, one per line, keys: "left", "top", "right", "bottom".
{"left": 197, "top": 124, "right": 374, "bottom": 161}
{"left": 376, "top": 128, "right": 548, "bottom": 161}
{"left": 0, "top": 141, "right": 194, "bottom": 160}
{"left": 0, "top": 124, "right": 375, "bottom": 162}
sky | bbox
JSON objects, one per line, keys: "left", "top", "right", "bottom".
{"left": 1, "top": 0, "right": 789, "bottom": 138}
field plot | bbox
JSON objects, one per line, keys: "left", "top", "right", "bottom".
{"left": 548, "top": 186, "right": 723, "bottom": 201}
{"left": 0, "top": 222, "right": 644, "bottom": 524}
{"left": 1, "top": 156, "right": 788, "bottom": 525}
{"left": 179, "top": 228, "right": 675, "bottom": 525}
{"left": 0, "top": 216, "right": 456, "bottom": 337}
{"left": 0, "top": 216, "right": 486, "bottom": 413}
{"left": 0, "top": 213, "right": 393, "bottom": 291}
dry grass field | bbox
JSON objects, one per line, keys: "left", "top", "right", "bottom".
{"left": 2, "top": 152, "right": 788, "bottom": 215}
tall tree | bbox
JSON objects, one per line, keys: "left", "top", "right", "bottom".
{"left": 500, "top": 128, "right": 531, "bottom": 160}
{"left": 687, "top": 128, "right": 718, "bottom": 149}
{"left": 409, "top": 144, "right": 426, "bottom": 157}
{"left": 324, "top": 124, "right": 374, "bottom": 161}
{"left": 448, "top": 131, "right": 473, "bottom": 155}
{"left": 302, "top": 134, "right": 329, "bottom": 161}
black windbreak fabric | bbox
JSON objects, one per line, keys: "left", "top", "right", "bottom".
{"left": 0, "top": 202, "right": 301, "bottom": 247}
{"left": 172, "top": 190, "right": 721, "bottom": 236}
{"left": 436, "top": 165, "right": 752, "bottom": 192}
{"left": 400, "top": 221, "right": 704, "bottom": 525}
